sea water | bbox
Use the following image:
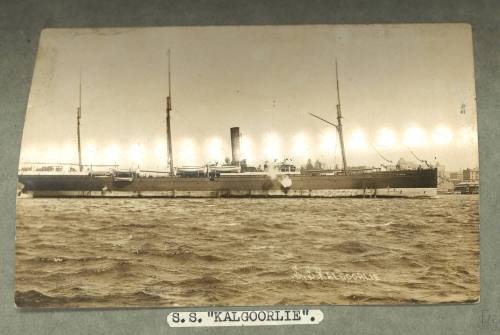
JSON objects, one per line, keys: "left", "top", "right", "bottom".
{"left": 15, "top": 195, "right": 479, "bottom": 308}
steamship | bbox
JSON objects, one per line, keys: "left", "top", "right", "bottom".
{"left": 17, "top": 55, "right": 438, "bottom": 198}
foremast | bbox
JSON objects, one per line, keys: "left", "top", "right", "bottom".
{"left": 166, "top": 49, "right": 174, "bottom": 176}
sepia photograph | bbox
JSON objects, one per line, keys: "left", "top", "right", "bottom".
{"left": 15, "top": 24, "right": 479, "bottom": 308}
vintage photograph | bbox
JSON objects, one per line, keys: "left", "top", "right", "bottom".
{"left": 16, "top": 24, "right": 479, "bottom": 308}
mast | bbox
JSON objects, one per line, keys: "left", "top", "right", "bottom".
{"left": 166, "top": 49, "right": 174, "bottom": 175}
{"left": 77, "top": 68, "right": 83, "bottom": 172}
{"left": 309, "top": 59, "right": 348, "bottom": 172}
{"left": 335, "top": 59, "right": 348, "bottom": 171}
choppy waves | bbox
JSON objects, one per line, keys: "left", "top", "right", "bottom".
{"left": 15, "top": 195, "right": 479, "bottom": 308}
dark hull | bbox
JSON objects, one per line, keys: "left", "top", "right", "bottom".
{"left": 18, "top": 168, "right": 438, "bottom": 198}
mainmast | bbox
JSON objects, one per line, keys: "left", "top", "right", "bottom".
{"left": 77, "top": 69, "right": 83, "bottom": 172}
{"left": 166, "top": 49, "right": 174, "bottom": 175}
{"left": 309, "top": 59, "right": 348, "bottom": 171}
{"left": 335, "top": 60, "right": 348, "bottom": 171}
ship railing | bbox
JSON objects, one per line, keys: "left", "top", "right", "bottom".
{"left": 137, "top": 170, "right": 172, "bottom": 178}
{"left": 312, "top": 167, "right": 383, "bottom": 176}
{"left": 219, "top": 171, "right": 301, "bottom": 177}
{"left": 18, "top": 162, "right": 118, "bottom": 175}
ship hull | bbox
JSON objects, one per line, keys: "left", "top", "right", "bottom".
{"left": 18, "top": 168, "right": 438, "bottom": 198}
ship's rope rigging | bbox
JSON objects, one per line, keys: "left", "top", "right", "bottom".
{"left": 406, "top": 146, "right": 432, "bottom": 168}
{"left": 333, "top": 127, "right": 339, "bottom": 169}
{"left": 370, "top": 143, "right": 393, "bottom": 164}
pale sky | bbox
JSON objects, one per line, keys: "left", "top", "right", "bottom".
{"left": 20, "top": 24, "right": 478, "bottom": 171}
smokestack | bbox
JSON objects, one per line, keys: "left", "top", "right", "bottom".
{"left": 230, "top": 127, "right": 241, "bottom": 165}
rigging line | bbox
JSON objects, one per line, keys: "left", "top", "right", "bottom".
{"left": 333, "top": 128, "right": 338, "bottom": 168}
{"left": 406, "top": 146, "right": 432, "bottom": 168}
{"left": 308, "top": 112, "right": 338, "bottom": 129}
{"left": 369, "top": 142, "right": 393, "bottom": 164}
{"left": 407, "top": 146, "right": 420, "bottom": 161}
